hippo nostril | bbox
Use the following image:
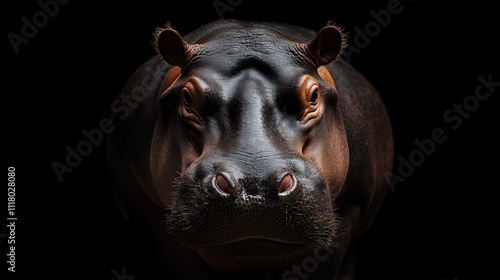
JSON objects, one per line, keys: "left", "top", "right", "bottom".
{"left": 214, "top": 174, "right": 230, "bottom": 195}
{"left": 278, "top": 174, "right": 295, "bottom": 195}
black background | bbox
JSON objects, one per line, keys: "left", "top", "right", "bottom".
{"left": 3, "top": 0, "right": 498, "bottom": 279}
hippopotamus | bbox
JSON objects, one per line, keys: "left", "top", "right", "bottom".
{"left": 106, "top": 19, "right": 393, "bottom": 280}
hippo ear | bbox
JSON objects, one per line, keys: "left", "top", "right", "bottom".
{"left": 304, "top": 24, "right": 347, "bottom": 67}
{"left": 154, "top": 26, "right": 195, "bottom": 67}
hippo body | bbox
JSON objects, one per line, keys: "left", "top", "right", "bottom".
{"left": 107, "top": 19, "right": 393, "bottom": 280}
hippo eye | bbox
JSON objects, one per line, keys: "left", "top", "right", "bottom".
{"left": 310, "top": 89, "right": 319, "bottom": 105}
{"left": 299, "top": 81, "right": 322, "bottom": 125}
{"left": 307, "top": 84, "right": 320, "bottom": 107}
{"left": 182, "top": 88, "right": 194, "bottom": 106}
{"left": 177, "top": 78, "right": 205, "bottom": 128}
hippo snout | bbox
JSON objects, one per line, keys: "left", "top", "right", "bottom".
{"left": 165, "top": 157, "right": 338, "bottom": 262}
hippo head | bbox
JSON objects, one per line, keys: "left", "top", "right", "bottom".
{"left": 150, "top": 21, "right": 350, "bottom": 273}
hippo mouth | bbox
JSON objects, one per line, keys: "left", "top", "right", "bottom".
{"left": 194, "top": 237, "right": 307, "bottom": 260}
{"left": 194, "top": 237, "right": 308, "bottom": 260}
{"left": 192, "top": 237, "right": 311, "bottom": 272}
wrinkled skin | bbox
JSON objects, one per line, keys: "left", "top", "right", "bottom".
{"left": 107, "top": 19, "right": 393, "bottom": 280}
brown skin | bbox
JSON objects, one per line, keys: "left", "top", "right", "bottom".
{"left": 107, "top": 19, "right": 393, "bottom": 280}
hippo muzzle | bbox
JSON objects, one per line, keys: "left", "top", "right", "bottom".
{"left": 168, "top": 148, "right": 337, "bottom": 262}
{"left": 170, "top": 157, "right": 337, "bottom": 263}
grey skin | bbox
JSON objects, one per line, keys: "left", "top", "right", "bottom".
{"left": 106, "top": 19, "right": 393, "bottom": 280}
